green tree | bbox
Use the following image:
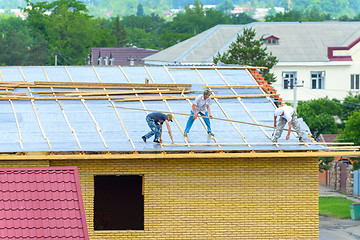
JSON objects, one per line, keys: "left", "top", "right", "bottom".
{"left": 265, "top": 9, "right": 305, "bottom": 22}
{"left": 319, "top": 157, "right": 334, "bottom": 172}
{"left": 112, "top": 16, "right": 128, "bottom": 47}
{"left": 338, "top": 109, "right": 360, "bottom": 145}
{"left": 216, "top": 0, "right": 235, "bottom": 14}
{"left": 136, "top": 3, "right": 144, "bottom": 16}
{"left": 24, "top": 31, "right": 52, "bottom": 65}
{"left": 0, "top": 27, "right": 29, "bottom": 65}
{"left": 340, "top": 93, "right": 360, "bottom": 121}
{"left": 228, "top": 12, "right": 256, "bottom": 24}
{"left": 297, "top": 97, "right": 342, "bottom": 139}
{"left": 0, "top": 15, "right": 50, "bottom": 65}
{"left": 213, "top": 27, "right": 278, "bottom": 84}
{"left": 24, "top": 0, "right": 115, "bottom": 65}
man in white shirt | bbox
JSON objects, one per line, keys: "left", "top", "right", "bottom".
{"left": 273, "top": 104, "right": 304, "bottom": 143}
{"left": 184, "top": 89, "right": 214, "bottom": 138}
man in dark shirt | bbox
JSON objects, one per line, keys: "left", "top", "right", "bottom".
{"left": 142, "top": 112, "right": 173, "bottom": 143}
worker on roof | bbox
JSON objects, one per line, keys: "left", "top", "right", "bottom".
{"left": 142, "top": 112, "right": 173, "bottom": 143}
{"left": 272, "top": 103, "right": 304, "bottom": 143}
{"left": 183, "top": 89, "right": 214, "bottom": 138}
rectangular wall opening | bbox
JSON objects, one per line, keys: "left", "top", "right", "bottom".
{"left": 94, "top": 175, "right": 144, "bottom": 230}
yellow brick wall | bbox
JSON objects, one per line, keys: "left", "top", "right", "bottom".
{"left": 48, "top": 156, "right": 319, "bottom": 240}
{"left": 0, "top": 160, "right": 49, "bottom": 168}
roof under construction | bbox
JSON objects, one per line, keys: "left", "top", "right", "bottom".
{"left": 0, "top": 65, "right": 337, "bottom": 153}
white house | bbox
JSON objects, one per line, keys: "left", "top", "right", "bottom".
{"left": 144, "top": 22, "right": 360, "bottom": 103}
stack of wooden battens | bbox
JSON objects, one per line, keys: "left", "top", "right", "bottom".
{"left": 0, "top": 81, "right": 278, "bottom": 101}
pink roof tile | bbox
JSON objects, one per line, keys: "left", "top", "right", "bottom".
{"left": 0, "top": 166, "right": 89, "bottom": 240}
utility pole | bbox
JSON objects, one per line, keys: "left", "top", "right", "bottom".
{"left": 53, "top": 48, "right": 58, "bottom": 66}
{"left": 293, "top": 79, "right": 303, "bottom": 111}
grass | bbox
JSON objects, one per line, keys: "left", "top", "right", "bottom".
{"left": 319, "top": 196, "right": 357, "bottom": 219}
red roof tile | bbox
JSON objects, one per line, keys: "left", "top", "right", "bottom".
{"left": 0, "top": 166, "right": 89, "bottom": 239}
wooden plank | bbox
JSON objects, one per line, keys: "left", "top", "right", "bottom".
{"left": 167, "top": 66, "right": 267, "bottom": 70}
{"left": 111, "top": 104, "right": 299, "bottom": 131}
{"left": 34, "top": 89, "right": 192, "bottom": 95}
{"left": 161, "top": 142, "right": 354, "bottom": 146}
{"left": 195, "top": 67, "right": 250, "bottom": 147}
{"left": 115, "top": 94, "right": 276, "bottom": 101}
{"left": 63, "top": 89, "right": 200, "bottom": 96}
{"left": 214, "top": 68, "right": 276, "bottom": 145}
{"left": 0, "top": 69, "right": 23, "bottom": 149}
{"left": 33, "top": 81, "right": 191, "bottom": 88}
{"left": 42, "top": 66, "right": 82, "bottom": 149}
{"left": 19, "top": 67, "right": 52, "bottom": 149}
{"left": 203, "top": 85, "right": 261, "bottom": 88}
{"left": 145, "top": 65, "right": 189, "bottom": 147}
{"left": 64, "top": 66, "right": 109, "bottom": 149}
{"left": 92, "top": 65, "right": 136, "bottom": 149}
{"left": 0, "top": 150, "right": 359, "bottom": 161}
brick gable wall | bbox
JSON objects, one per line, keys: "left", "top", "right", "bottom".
{"left": 48, "top": 157, "right": 319, "bottom": 240}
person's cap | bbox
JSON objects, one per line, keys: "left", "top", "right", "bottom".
{"left": 167, "top": 114, "right": 173, "bottom": 122}
{"left": 274, "top": 108, "right": 284, "bottom": 116}
{"left": 203, "top": 89, "right": 211, "bottom": 95}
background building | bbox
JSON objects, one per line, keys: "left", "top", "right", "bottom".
{"left": 144, "top": 22, "right": 360, "bottom": 102}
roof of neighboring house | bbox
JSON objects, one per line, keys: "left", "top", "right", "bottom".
{"left": 0, "top": 65, "right": 322, "bottom": 153}
{"left": 91, "top": 47, "right": 159, "bottom": 66}
{"left": 0, "top": 166, "right": 89, "bottom": 239}
{"left": 144, "top": 22, "right": 360, "bottom": 64}
{"left": 319, "top": 134, "right": 340, "bottom": 143}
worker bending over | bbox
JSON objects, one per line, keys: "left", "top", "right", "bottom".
{"left": 142, "top": 112, "right": 173, "bottom": 143}
{"left": 273, "top": 104, "right": 304, "bottom": 143}
{"left": 184, "top": 89, "right": 214, "bottom": 138}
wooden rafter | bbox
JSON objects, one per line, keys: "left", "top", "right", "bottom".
{"left": 64, "top": 66, "right": 108, "bottom": 149}
{"left": 146, "top": 65, "right": 191, "bottom": 147}
{"left": 19, "top": 67, "right": 52, "bottom": 149}
{"left": 42, "top": 66, "right": 82, "bottom": 149}
{"left": 195, "top": 67, "right": 251, "bottom": 147}
{"left": 0, "top": 69, "right": 23, "bottom": 149}
{"left": 92, "top": 66, "right": 136, "bottom": 149}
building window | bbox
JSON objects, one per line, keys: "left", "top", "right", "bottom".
{"left": 263, "top": 35, "right": 279, "bottom": 45}
{"left": 351, "top": 74, "right": 360, "bottom": 90}
{"left": 311, "top": 71, "right": 325, "bottom": 89}
{"left": 282, "top": 72, "right": 297, "bottom": 89}
{"left": 265, "top": 37, "right": 278, "bottom": 44}
{"left": 94, "top": 175, "right": 144, "bottom": 230}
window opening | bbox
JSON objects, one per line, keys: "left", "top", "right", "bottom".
{"left": 351, "top": 74, "right": 360, "bottom": 90}
{"left": 94, "top": 175, "right": 144, "bottom": 230}
{"left": 282, "top": 72, "right": 297, "bottom": 89}
{"left": 311, "top": 71, "right": 325, "bottom": 89}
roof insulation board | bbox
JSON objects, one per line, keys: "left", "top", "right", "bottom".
{"left": 0, "top": 65, "right": 323, "bottom": 153}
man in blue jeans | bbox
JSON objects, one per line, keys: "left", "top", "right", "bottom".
{"left": 142, "top": 112, "right": 173, "bottom": 143}
{"left": 184, "top": 89, "right": 214, "bottom": 138}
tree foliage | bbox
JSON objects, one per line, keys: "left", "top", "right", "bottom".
{"left": 340, "top": 93, "right": 360, "bottom": 121}
{"left": 24, "top": 0, "right": 115, "bottom": 65}
{"left": 213, "top": 27, "right": 278, "bottom": 84}
{"left": 265, "top": 9, "right": 332, "bottom": 22}
{"left": 112, "top": 16, "right": 128, "bottom": 47}
{"left": 319, "top": 157, "right": 334, "bottom": 172}
{"left": 136, "top": 3, "right": 144, "bottom": 16}
{"left": 338, "top": 109, "right": 360, "bottom": 145}
{"left": 0, "top": 15, "right": 50, "bottom": 65}
{"left": 297, "top": 97, "right": 342, "bottom": 139}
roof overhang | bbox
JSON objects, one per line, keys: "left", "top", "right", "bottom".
{"left": 275, "top": 61, "right": 353, "bottom": 66}
{"left": 328, "top": 36, "right": 360, "bottom": 61}
{"left": 1, "top": 151, "right": 359, "bottom": 160}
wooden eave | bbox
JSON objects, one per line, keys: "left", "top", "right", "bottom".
{"left": 0, "top": 150, "right": 358, "bottom": 161}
